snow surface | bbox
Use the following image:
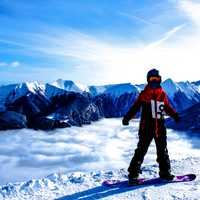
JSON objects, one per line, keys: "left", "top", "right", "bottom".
{"left": 0, "top": 118, "right": 199, "bottom": 200}
{"left": 88, "top": 85, "right": 110, "bottom": 96}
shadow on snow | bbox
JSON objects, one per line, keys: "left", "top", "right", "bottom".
{"left": 55, "top": 181, "right": 169, "bottom": 200}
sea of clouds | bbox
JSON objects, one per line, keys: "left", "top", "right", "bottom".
{"left": 0, "top": 118, "right": 199, "bottom": 185}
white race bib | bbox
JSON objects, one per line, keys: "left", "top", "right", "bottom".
{"left": 151, "top": 100, "right": 165, "bottom": 119}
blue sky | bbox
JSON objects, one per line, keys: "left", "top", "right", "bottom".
{"left": 0, "top": 0, "right": 200, "bottom": 85}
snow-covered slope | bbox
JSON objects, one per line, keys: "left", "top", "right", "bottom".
{"left": 162, "top": 79, "right": 180, "bottom": 99}
{"left": 0, "top": 118, "right": 199, "bottom": 199}
{"left": 162, "top": 79, "right": 200, "bottom": 101}
{"left": 1, "top": 158, "right": 199, "bottom": 200}
{"left": 162, "top": 79, "right": 200, "bottom": 110}
{"left": 88, "top": 85, "right": 113, "bottom": 96}
{"left": 178, "top": 81, "right": 200, "bottom": 100}
{"left": 89, "top": 83, "right": 138, "bottom": 97}
{"left": 44, "top": 83, "right": 68, "bottom": 99}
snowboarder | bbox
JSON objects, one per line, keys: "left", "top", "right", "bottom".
{"left": 122, "top": 69, "right": 180, "bottom": 184}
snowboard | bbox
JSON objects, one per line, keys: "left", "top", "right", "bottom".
{"left": 102, "top": 174, "right": 196, "bottom": 187}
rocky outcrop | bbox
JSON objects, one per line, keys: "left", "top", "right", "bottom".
{"left": 93, "top": 92, "right": 137, "bottom": 118}
{"left": 27, "top": 116, "right": 70, "bottom": 130}
{"left": 0, "top": 111, "right": 27, "bottom": 130}
{"left": 50, "top": 92, "right": 102, "bottom": 126}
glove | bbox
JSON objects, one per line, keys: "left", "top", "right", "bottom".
{"left": 122, "top": 117, "right": 129, "bottom": 126}
{"left": 173, "top": 113, "right": 180, "bottom": 123}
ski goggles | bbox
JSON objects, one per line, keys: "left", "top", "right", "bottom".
{"left": 148, "top": 76, "right": 161, "bottom": 82}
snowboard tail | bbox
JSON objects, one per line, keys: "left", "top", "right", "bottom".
{"left": 102, "top": 174, "right": 196, "bottom": 187}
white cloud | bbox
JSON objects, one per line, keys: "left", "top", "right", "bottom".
{"left": 10, "top": 61, "right": 20, "bottom": 67}
{"left": 1, "top": 0, "right": 200, "bottom": 85}
{"left": 0, "top": 118, "right": 199, "bottom": 185}
{"left": 179, "top": 0, "right": 200, "bottom": 26}
{"left": 0, "top": 61, "right": 21, "bottom": 68}
{"left": 145, "top": 24, "right": 186, "bottom": 49}
{"left": 16, "top": 26, "right": 187, "bottom": 84}
{"left": 118, "top": 11, "right": 155, "bottom": 26}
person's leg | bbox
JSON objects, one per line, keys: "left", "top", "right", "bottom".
{"left": 128, "top": 132, "right": 153, "bottom": 178}
{"left": 154, "top": 129, "right": 174, "bottom": 179}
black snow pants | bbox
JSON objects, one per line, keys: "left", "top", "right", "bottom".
{"left": 128, "top": 123, "right": 171, "bottom": 177}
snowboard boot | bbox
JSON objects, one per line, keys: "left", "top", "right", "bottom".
{"left": 128, "top": 173, "right": 139, "bottom": 185}
{"left": 159, "top": 171, "right": 175, "bottom": 181}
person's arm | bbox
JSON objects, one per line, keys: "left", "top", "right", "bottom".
{"left": 163, "top": 92, "right": 180, "bottom": 122}
{"left": 122, "top": 94, "right": 142, "bottom": 125}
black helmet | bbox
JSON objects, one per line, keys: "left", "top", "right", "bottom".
{"left": 146, "top": 68, "right": 161, "bottom": 88}
{"left": 147, "top": 69, "right": 160, "bottom": 79}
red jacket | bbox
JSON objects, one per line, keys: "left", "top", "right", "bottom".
{"left": 124, "top": 85, "right": 177, "bottom": 137}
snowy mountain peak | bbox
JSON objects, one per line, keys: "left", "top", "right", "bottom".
{"left": 6, "top": 81, "right": 45, "bottom": 104}
{"left": 51, "top": 79, "right": 86, "bottom": 93}
{"left": 19, "top": 81, "right": 44, "bottom": 94}
{"left": 162, "top": 78, "right": 177, "bottom": 87}
{"left": 25, "top": 81, "right": 44, "bottom": 93}
{"left": 52, "top": 79, "right": 71, "bottom": 90}
{"left": 161, "top": 78, "right": 180, "bottom": 98}
{"left": 1, "top": 78, "right": 200, "bottom": 113}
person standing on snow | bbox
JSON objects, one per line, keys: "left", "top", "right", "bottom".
{"left": 122, "top": 69, "right": 180, "bottom": 185}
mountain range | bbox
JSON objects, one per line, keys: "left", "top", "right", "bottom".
{"left": 0, "top": 79, "right": 200, "bottom": 131}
